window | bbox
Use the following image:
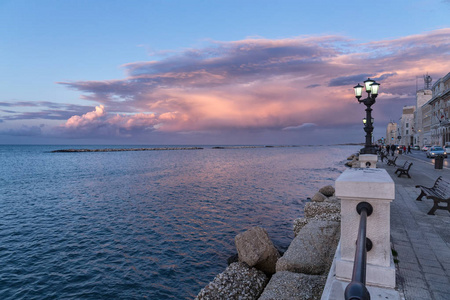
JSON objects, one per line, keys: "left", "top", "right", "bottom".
{"left": 406, "top": 130, "right": 409, "bottom": 135}
{"left": 406, "top": 123, "right": 409, "bottom": 128}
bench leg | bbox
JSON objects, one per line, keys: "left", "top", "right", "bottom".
{"left": 416, "top": 190, "right": 425, "bottom": 201}
{"left": 427, "top": 202, "right": 439, "bottom": 215}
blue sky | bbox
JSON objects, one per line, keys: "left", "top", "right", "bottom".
{"left": 1, "top": 0, "right": 449, "bottom": 144}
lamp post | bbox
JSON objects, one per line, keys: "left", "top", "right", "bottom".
{"left": 354, "top": 78, "right": 380, "bottom": 154}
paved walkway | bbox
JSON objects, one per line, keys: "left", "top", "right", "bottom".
{"left": 378, "top": 154, "right": 450, "bottom": 300}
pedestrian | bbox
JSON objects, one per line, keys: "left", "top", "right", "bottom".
{"left": 390, "top": 144, "right": 396, "bottom": 156}
{"left": 407, "top": 145, "right": 411, "bottom": 154}
{"left": 403, "top": 145, "right": 406, "bottom": 153}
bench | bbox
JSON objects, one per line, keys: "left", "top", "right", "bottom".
{"left": 416, "top": 176, "right": 450, "bottom": 215}
{"left": 394, "top": 161, "right": 413, "bottom": 178}
{"left": 386, "top": 156, "right": 397, "bottom": 166}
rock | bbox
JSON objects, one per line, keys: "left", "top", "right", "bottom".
{"left": 235, "top": 227, "right": 280, "bottom": 274}
{"left": 293, "top": 217, "right": 308, "bottom": 237}
{"left": 258, "top": 271, "right": 326, "bottom": 300}
{"left": 325, "top": 196, "right": 340, "bottom": 203}
{"left": 319, "top": 185, "right": 335, "bottom": 197}
{"left": 311, "top": 192, "right": 326, "bottom": 202}
{"left": 304, "top": 202, "right": 340, "bottom": 220}
{"left": 195, "top": 262, "right": 268, "bottom": 300}
{"left": 276, "top": 220, "right": 340, "bottom": 275}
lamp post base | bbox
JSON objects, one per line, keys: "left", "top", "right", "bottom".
{"left": 360, "top": 146, "right": 378, "bottom": 155}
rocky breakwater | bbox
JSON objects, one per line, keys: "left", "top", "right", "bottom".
{"left": 195, "top": 185, "right": 341, "bottom": 300}
{"left": 51, "top": 147, "right": 203, "bottom": 153}
{"left": 344, "top": 153, "right": 359, "bottom": 168}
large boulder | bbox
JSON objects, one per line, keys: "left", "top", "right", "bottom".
{"left": 195, "top": 262, "right": 268, "bottom": 300}
{"left": 319, "top": 185, "right": 335, "bottom": 197}
{"left": 258, "top": 271, "right": 326, "bottom": 300}
{"left": 276, "top": 220, "right": 340, "bottom": 275}
{"left": 235, "top": 227, "right": 280, "bottom": 274}
{"left": 311, "top": 192, "right": 326, "bottom": 202}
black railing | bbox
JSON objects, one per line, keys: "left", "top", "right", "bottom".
{"left": 345, "top": 202, "right": 373, "bottom": 300}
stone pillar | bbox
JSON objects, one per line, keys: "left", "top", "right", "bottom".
{"left": 335, "top": 168, "right": 395, "bottom": 288}
{"left": 358, "top": 154, "right": 378, "bottom": 168}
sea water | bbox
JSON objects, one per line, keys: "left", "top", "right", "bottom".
{"left": 0, "top": 145, "right": 359, "bottom": 299}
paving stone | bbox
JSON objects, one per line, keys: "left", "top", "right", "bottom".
{"left": 424, "top": 272, "right": 450, "bottom": 284}
{"left": 418, "top": 258, "right": 442, "bottom": 268}
{"left": 398, "top": 261, "right": 422, "bottom": 272}
{"left": 428, "top": 281, "right": 450, "bottom": 294}
{"left": 403, "top": 286, "right": 432, "bottom": 299}
{"left": 433, "top": 291, "right": 450, "bottom": 300}
{"left": 401, "top": 273, "right": 427, "bottom": 289}
{"left": 421, "top": 265, "right": 446, "bottom": 276}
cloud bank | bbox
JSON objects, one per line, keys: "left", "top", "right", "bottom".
{"left": 3, "top": 29, "right": 450, "bottom": 143}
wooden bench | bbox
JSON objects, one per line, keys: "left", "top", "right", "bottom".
{"left": 394, "top": 161, "right": 413, "bottom": 178}
{"left": 386, "top": 156, "right": 397, "bottom": 166}
{"left": 416, "top": 176, "right": 450, "bottom": 215}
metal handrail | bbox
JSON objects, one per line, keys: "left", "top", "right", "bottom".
{"left": 344, "top": 202, "right": 373, "bottom": 300}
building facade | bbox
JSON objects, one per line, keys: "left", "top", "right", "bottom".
{"left": 399, "top": 106, "right": 415, "bottom": 146}
{"left": 429, "top": 72, "right": 450, "bottom": 146}
{"left": 386, "top": 122, "right": 398, "bottom": 145}
{"left": 421, "top": 103, "right": 432, "bottom": 146}
{"left": 413, "top": 89, "right": 432, "bottom": 147}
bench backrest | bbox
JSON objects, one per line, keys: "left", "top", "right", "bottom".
{"left": 434, "top": 176, "right": 450, "bottom": 199}
{"left": 400, "top": 161, "right": 409, "bottom": 168}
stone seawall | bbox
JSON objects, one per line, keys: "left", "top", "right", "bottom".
{"left": 195, "top": 185, "right": 342, "bottom": 300}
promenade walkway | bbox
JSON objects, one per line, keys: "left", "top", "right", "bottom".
{"left": 378, "top": 153, "right": 450, "bottom": 300}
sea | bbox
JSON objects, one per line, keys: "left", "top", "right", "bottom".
{"left": 0, "top": 144, "right": 359, "bottom": 299}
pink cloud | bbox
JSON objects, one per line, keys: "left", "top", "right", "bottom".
{"left": 53, "top": 29, "right": 450, "bottom": 139}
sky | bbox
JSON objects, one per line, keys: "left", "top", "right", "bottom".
{"left": 1, "top": 0, "right": 450, "bottom": 145}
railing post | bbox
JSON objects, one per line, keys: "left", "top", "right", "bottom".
{"left": 344, "top": 202, "right": 372, "bottom": 300}
{"left": 335, "top": 168, "right": 395, "bottom": 289}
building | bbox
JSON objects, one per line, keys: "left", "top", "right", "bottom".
{"left": 386, "top": 122, "right": 398, "bottom": 145}
{"left": 413, "top": 89, "right": 432, "bottom": 147}
{"left": 421, "top": 102, "right": 432, "bottom": 146}
{"left": 399, "top": 106, "right": 415, "bottom": 146}
{"left": 429, "top": 72, "right": 450, "bottom": 146}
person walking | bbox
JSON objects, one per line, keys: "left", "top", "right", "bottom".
{"left": 407, "top": 145, "right": 411, "bottom": 154}
{"left": 390, "top": 144, "right": 396, "bottom": 156}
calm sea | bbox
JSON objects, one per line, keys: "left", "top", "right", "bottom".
{"left": 0, "top": 145, "right": 359, "bottom": 299}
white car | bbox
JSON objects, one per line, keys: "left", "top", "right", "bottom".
{"left": 426, "top": 146, "right": 448, "bottom": 158}
{"left": 422, "top": 145, "right": 432, "bottom": 151}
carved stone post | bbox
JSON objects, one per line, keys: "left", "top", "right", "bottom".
{"left": 335, "top": 168, "right": 395, "bottom": 288}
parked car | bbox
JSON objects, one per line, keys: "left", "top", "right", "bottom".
{"left": 422, "top": 145, "right": 432, "bottom": 151}
{"left": 426, "top": 146, "right": 448, "bottom": 158}
{"left": 412, "top": 145, "right": 420, "bottom": 150}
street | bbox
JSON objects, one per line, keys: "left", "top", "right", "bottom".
{"left": 396, "top": 149, "right": 450, "bottom": 169}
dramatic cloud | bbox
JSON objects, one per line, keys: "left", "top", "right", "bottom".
{"left": 3, "top": 29, "right": 450, "bottom": 143}
{"left": 0, "top": 125, "right": 43, "bottom": 136}
{"left": 282, "top": 123, "right": 317, "bottom": 131}
{"left": 0, "top": 101, "right": 94, "bottom": 121}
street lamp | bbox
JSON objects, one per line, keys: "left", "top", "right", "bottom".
{"left": 354, "top": 78, "right": 380, "bottom": 154}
